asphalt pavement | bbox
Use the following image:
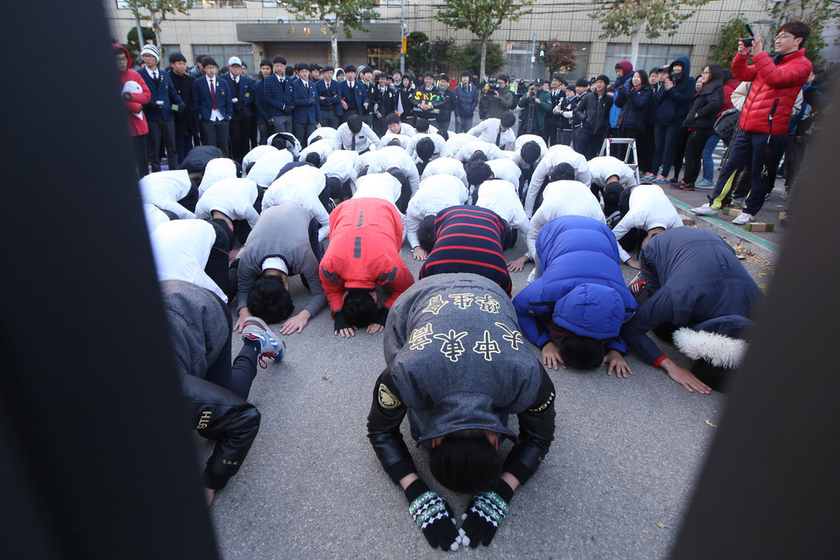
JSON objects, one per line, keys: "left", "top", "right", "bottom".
{"left": 203, "top": 230, "right": 733, "bottom": 560}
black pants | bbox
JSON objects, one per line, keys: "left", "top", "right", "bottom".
{"left": 682, "top": 128, "right": 715, "bottom": 185}
{"left": 637, "top": 125, "right": 655, "bottom": 174}
{"left": 575, "top": 129, "right": 606, "bottom": 160}
{"left": 308, "top": 217, "right": 324, "bottom": 262}
{"left": 229, "top": 110, "right": 251, "bottom": 162}
{"left": 671, "top": 128, "right": 691, "bottom": 180}
{"left": 201, "top": 119, "right": 230, "bottom": 157}
{"left": 320, "top": 109, "right": 340, "bottom": 129}
{"left": 175, "top": 134, "right": 193, "bottom": 165}
{"left": 341, "top": 109, "right": 360, "bottom": 123}
{"left": 147, "top": 119, "right": 179, "bottom": 172}
{"left": 133, "top": 134, "right": 149, "bottom": 178}
{"left": 205, "top": 294, "right": 258, "bottom": 401}
{"left": 293, "top": 121, "right": 318, "bottom": 148}
{"left": 177, "top": 182, "right": 199, "bottom": 213}
{"left": 257, "top": 121, "right": 271, "bottom": 145}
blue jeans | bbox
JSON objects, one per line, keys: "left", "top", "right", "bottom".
{"left": 456, "top": 114, "right": 474, "bottom": 133}
{"left": 701, "top": 134, "right": 721, "bottom": 182}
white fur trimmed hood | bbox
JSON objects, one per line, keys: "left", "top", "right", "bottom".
{"left": 672, "top": 327, "right": 747, "bottom": 369}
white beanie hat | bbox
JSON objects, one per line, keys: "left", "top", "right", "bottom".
{"left": 140, "top": 44, "right": 160, "bottom": 62}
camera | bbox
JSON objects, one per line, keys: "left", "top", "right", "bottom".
{"left": 487, "top": 77, "right": 498, "bottom": 91}
{"left": 741, "top": 37, "right": 754, "bottom": 48}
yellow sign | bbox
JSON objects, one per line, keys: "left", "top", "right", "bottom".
{"left": 402, "top": 37, "right": 407, "bottom": 54}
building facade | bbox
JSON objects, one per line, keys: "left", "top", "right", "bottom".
{"left": 106, "top": 0, "right": 772, "bottom": 80}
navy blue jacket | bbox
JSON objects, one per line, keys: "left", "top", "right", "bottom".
{"left": 291, "top": 79, "right": 321, "bottom": 124}
{"left": 372, "top": 85, "right": 397, "bottom": 116}
{"left": 219, "top": 73, "right": 255, "bottom": 117}
{"left": 192, "top": 76, "right": 233, "bottom": 121}
{"left": 513, "top": 216, "right": 636, "bottom": 353}
{"left": 654, "top": 56, "right": 696, "bottom": 127}
{"left": 614, "top": 85, "right": 652, "bottom": 131}
{"left": 620, "top": 227, "right": 762, "bottom": 364}
{"left": 340, "top": 79, "right": 368, "bottom": 111}
{"left": 252, "top": 78, "right": 270, "bottom": 123}
{"left": 264, "top": 74, "right": 292, "bottom": 117}
{"left": 315, "top": 78, "right": 343, "bottom": 116}
{"left": 140, "top": 67, "right": 185, "bottom": 122}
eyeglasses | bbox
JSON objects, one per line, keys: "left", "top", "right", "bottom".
{"left": 775, "top": 33, "right": 794, "bottom": 41}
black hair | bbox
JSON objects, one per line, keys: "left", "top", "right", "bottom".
{"left": 779, "top": 21, "right": 811, "bottom": 45}
{"left": 309, "top": 63, "right": 320, "bottom": 72}
{"left": 326, "top": 176, "right": 343, "bottom": 199}
{"left": 558, "top": 336, "right": 606, "bottom": 370}
{"left": 497, "top": 74, "right": 509, "bottom": 83}
{"left": 499, "top": 218, "right": 515, "bottom": 250}
{"left": 304, "top": 152, "right": 321, "bottom": 168}
{"left": 169, "top": 52, "right": 187, "bottom": 64}
{"left": 549, "top": 162, "right": 576, "bottom": 182}
{"left": 342, "top": 289, "right": 378, "bottom": 327}
{"left": 272, "top": 55, "right": 286, "bottom": 65}
{"left": 428, "top": 431, "right": 503, "bottom": 493}
{"left": 416, "top": 137, "right": 435, "bottom": 162}
{"left": 323, "top": 65, "right": 334, "bottom": 73}
{"left": 603, "top": 181, "right": 624, "bottom": 216}
{"left": 200, "top": 56, "right": 218, "bottom": 69}
{"left": 260, "top": 58, "right": 272, "bottom": 68}
{"left": 188, "top": 170, "right": 204, "bottom": 186}
{"left": 466, "top": 162, "right": 493, "bottom": 187}
{"left": 347, "top": 115, "right": 363, "bottom": 134}
{"left": 596, "top": 74, "right": 610, "bottom": 84}
{"left": 461, "top": 70, "right": 471, "bottom": 78}
{"left": 437, "top": 128, "right": 449, "bottom": 141}
{"left": 247, "top": 273, "right": 295, "bottom": 324}
{"left": 344, "top": 64, "right": 357, "bottom": 74}
{"left": 285, "top": 66, "right": 295, "bottom": 77}
{"left": 466, "top": 150, "right": 488, "bottom": 168}
{"left": 633, "top": 69, "right": 650, "bottom": 88}
{"left": 417, "top": 214, "right": 438, "bottom": 253}
{"left": 415, "top": 118, "right": 430, "bottom": 133}
{"left": 424, "top": 71, "right": 434, "bottom": 78}
{"left": 384, "top": 113, "right": 401, "bottom": 126}
{"left": 520, "top": 141, "right": 541, "bottom": 164}
{"left": 500, "top": 111, "right": 516, "bottom": 128}
{"left": 196, "top": 53, "right": 207, "bottom": 64}
{"left": 387, "top": 138, "right": 403, "bottom": 147}
{"left": 295, "top": 61, "right": 308, "bottom": 71}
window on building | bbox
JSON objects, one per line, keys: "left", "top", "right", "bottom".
{"left": 192, "top": 0, "right": 246, "bottom": 7}
{"left": 505, "top": 41, "right": 590, "bottom": 84}
{"left": 604, "top": 44, "right": 692, "bottom": 80}
{"left": 367, "top": 45, "right": 400, "bottom": 74}
{"left": 192, "top": 44, "right": 254, "bottom": 70}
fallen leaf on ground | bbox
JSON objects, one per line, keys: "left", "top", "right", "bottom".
{"left": 705, "top": 420, "right": 718, "bottom": 428}
{"left": 656, "top": 522, "right": 669, "bottom": 529}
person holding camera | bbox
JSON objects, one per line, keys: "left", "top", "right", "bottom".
{"left": 517, "top": 78, "right": 551, "bottom": 137}
{"left": 481, "top": 75, "right": 514, "bottom": 120}
{"left": 691, "top": 22, "right": 812, "bottom": 225}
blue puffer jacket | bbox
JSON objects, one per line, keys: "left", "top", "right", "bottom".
{"left": 614, "top": 85, "right": 652, "bottom": 131}
{"left": 513, "top": 216, "right": 637, "bottom": 353}
{"left": 654, "top": 56, "right": 696, "bottom": 127}
{"left": 453, "top": 83, "right": 479, "bottom": 118}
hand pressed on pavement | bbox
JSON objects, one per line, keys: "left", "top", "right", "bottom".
{"left": 280, "top": 310, "right": 311, "bottom": 335}
{"left": 507, "top": 255, "right": 529, "bottom": 272}
{"left": 660, "top": 358, "right": 711, "bottom": 394}
{"left": 404, "top": 479, "right": 462, "bottom": 551}
{"left": 461, "top": 479, "right": 514, "bottom": 548}
{"left": 541, "top": 341, "right": 566, "bottom": 370}
{"left": 603, "top": 349, "right": 633, "bottom": 378}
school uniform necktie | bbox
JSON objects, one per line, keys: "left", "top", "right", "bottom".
{"left": 351, "top": 135, "right": 356, "bottom": 151}
{"left": 211, "top": 80, "right": 218, "bottom": 110}
{"left": 495, "top": 128, "right": 501, "bottom": 147}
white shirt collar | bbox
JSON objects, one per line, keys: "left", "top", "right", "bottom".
{"left": 262, "top": 257, "right": 288, "bottom": 275}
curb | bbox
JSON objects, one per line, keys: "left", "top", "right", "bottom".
{"left": 668, "top": 197, "right": 781, "bottom": 263}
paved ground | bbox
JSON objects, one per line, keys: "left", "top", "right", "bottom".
{"left": 200, "top": 226, "right": 764, "bottom": 559}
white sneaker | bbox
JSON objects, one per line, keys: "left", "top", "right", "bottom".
{"left": 732, "top": 212, "right": 755, "bottom": 225}
{"left": 691, "top": 203, "right": 718, "bottom": 216}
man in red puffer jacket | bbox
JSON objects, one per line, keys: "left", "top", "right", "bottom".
{"left": 114, "top": 44, "right": 151, "bottom": 178}
{"left": 691, "top": 21, "right": 812, "bottom": 225}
